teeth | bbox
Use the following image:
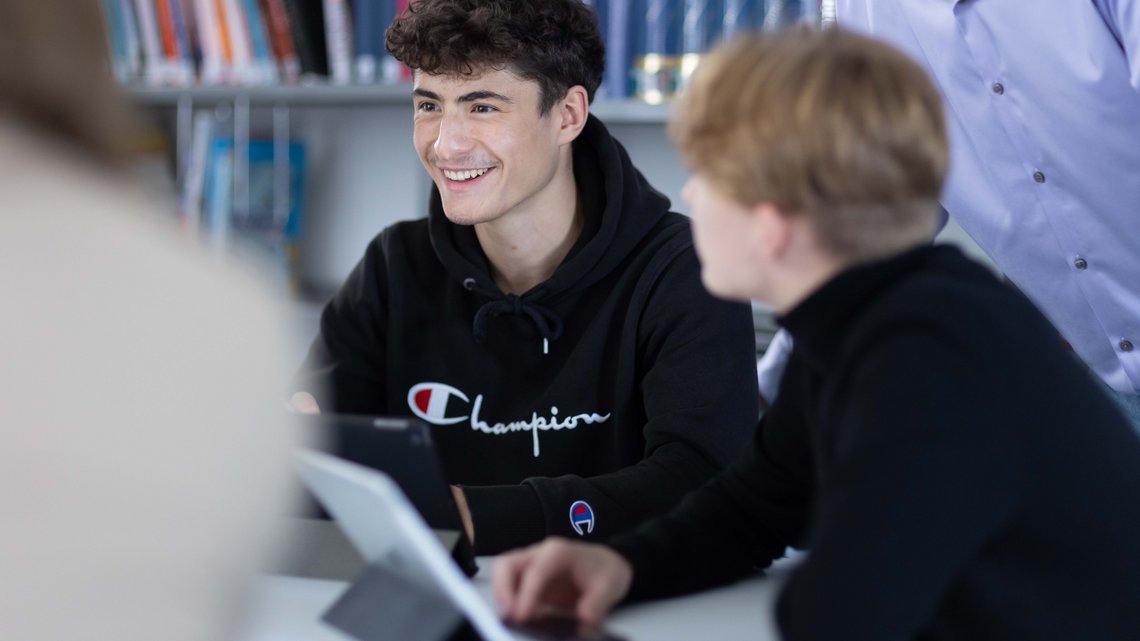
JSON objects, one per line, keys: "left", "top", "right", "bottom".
{"left": 443, "top": 168, "right": 489, "bottom": 181}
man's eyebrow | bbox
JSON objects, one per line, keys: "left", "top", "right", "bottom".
{"left": 458, "top": 90, "right": 513, "bottom": 104}
{"left": 411, "top": 88, "right": 514, "bottom": 104}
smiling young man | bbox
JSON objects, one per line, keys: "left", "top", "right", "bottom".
{"left": 494, "top": 29, "right": 1140, "bottom": 639}
{"left": 290, "top": 0, "right": 759, "bottom": 555}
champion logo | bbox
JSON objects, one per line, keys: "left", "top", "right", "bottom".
{"left": 408, "top": 382, "right": 470, "bottom": 425}
{"left": 406, "top": 382, "right": 611, "bottom": 457}
{"left": 569, "top": 500, "right": 595, "bottom": 536}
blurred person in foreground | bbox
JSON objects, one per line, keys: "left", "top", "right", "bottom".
{"left": 0, "top": 2, "right": 304, "bottom": 640}
{"left": 494, "top": 29, "right": 1140, "bottom": 640}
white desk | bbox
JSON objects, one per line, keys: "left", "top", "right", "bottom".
{"left": 239, "top": 520, "right": 791, "bottom": 641}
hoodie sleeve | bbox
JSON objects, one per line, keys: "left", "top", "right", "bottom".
{"left": 291, "top": 234, "right": 390, "bottom": 415}
{"left": 463, "top": 245, "right": 765, "bottom": 553}
{"left": 609, "top": 353, "right": 815, "bottom": 602}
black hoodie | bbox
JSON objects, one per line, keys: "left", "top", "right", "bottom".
{"left": 297, "top": 116, "right": 759, "bottom": 553}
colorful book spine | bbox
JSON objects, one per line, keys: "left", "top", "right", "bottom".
{"left": 372, "top": 0, "right": 396, "bottom": 83}
{"left": 283, "top": 0, "right": 329, "bottom": 78}
{"left": 213, "top": 0, "right": 237, "bottom": 75}
{"left": 632, "top": 0, "right": 682, "bottom": 104}
{"left": 761, "top": 0, "right": 821, "bottom": 31}
{"left": 260, "top": 0, "right": 300, "bottom": 82}
{"left": 680, "top": 0, "right": 719, "bottom": 87}
{"left": 133, "top": 0, "right": 169, "bottom": 84}
{"left": 119, "top": 0, "right": 144, "bottom": 80}
{"left": 181, "top": 110, "right": 216, "bottom": 228}
{"left": 101, "top": 0, "right": 131, "bottom": 82}
{"left": 221, "top": 0, "right": 257, "bottom": 83}
{"left": 193, "top": 0, "right": 226, "bottom": 84}
{"left": 351, "top": 0, "right": 377, "bottom": 83}
{"left": 391, "top": 0, "right": 413, "bottom": 82}
{"left": 155, "top": 0, "right": 180, "bottom": 62}
{"left": 204, "top": 138, "right": 234, "bottom": 250}
{"left": 600, "top": 0, "right": 632, "bottom": 99}
{"left": 323, "top": 0, "right": 353, "bottom": 84}
{"left": 722, "top": 0, "right": 759, "bottom": 39}
{"left": 166, "top": 0, "right": 197, "bottom": 84}
{"left": 240, "top": 0, "right": 280, "bottom": 83}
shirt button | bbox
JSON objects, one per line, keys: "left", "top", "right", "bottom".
{"left": 1033, "top": 171, "right": 1046, "bottom": 183}
{"left": 992, "top": 82, "right": 1005, "bottom": 95}
{"left": 1074, "top": 258, "right": 1088, "bottom": 270}
{"left": 1122, "top": 339, "right": 1135, "bottom": 353}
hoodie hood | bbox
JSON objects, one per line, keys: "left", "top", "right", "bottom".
{"left": 428, "top": 114, "right": 675, "bottom": 347}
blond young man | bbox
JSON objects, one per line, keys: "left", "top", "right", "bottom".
{"left": 493, "top": 29, "right": 1140, "bottom": 640}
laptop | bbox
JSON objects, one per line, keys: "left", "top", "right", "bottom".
{"left": 307, "top": 414, "right": 478, "bottom": 577}
{"left": 296, "top": 450, "right": 627, "bottom": 641}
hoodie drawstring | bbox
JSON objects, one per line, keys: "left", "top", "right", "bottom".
{"left": 465, "top": 279, "right": 564, "bottom": 353}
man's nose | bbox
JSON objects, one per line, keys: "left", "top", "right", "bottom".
{"left": 434, "top": 111, "right": 473, "bottom": 158}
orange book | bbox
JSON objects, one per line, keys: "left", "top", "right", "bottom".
{"left": 155, "top": 0, "right": 180, "bottom": 59}
{"left": 214, "top": 0, "right": 235, "bottom": 63}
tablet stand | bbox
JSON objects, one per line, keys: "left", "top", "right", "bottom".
{"left": 322, "top": 562, "right": 465, "bottom": 641}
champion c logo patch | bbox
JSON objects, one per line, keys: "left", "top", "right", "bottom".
{"left": 569, "top": 500, "right": 595, "bottom": 536}
{"left": 408, "top": 382, "right": 470, "bottom": 425}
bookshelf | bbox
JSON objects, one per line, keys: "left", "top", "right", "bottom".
{"left": 130, "top": 84, "right": 689, "bottom": 294}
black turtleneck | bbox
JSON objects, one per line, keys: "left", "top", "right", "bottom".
{"left": 611, "top": 244, "right": 1140, "bottom": 640}
{"left": 294, "top": 115, "right": 759, "bottom": 554}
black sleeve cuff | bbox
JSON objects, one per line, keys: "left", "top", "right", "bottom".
{"left": 461, "top": 483, "right": 547, "bottom": 555}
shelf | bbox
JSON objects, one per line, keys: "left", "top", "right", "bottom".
{"left": 125, "top": 83, "right": 414, "bottom": 107}
{"left": 123, "top": 83, "right": 674, "bottom": 123}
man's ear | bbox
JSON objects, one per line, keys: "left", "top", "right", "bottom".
{"left": 752, "top": 202, "right": 795, "bottom": 262}
{"left": 555, "top": 85, "right": 590, "bottom": 145}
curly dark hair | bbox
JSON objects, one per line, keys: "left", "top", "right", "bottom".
{"left": 385, "top": 0, "right": 605, "bottom": 113}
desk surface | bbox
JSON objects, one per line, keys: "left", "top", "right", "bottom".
{"left": 239, "top": 519, "right": 790, "bottom": 641}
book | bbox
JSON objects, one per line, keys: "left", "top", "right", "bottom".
{"left": 119, "top": 0, "right": 144, "bottom": 80}
{"left": 180, "top": 110, "right": 216, "bottom": 229}
{"left": 100, "top": 0, "right": 132, "bottom": 82}
{"left": 204, "top": 136, "right": 234, "bottom": 249}
{"left": 202, "top": 136, "right": 307, "bottom": 285}
{"left": 680, "top": 0, "right": 719, "bottom": 87}
{"left": 240, "top": 0, "right": 281, "bottom": 82}
{"left": 390, "top": 0, "right": 413, "bottom": 82}
{"left": 760, "top": 0, "right": 820, "bottom": 31}
{"left": 193, "top": 0, "right": 226, "bottom": 83}
{"left": 721, "top": 0, "right": 759, "bottom": 39}
{"left": 632, "top": 0, "right": 683, "bottom": 104}
{"left": 221, "top": 0, "right": 259, "bottom": 83}
{"left": 134, "top": 0, "right": 170, "bottom": 84}
{"left": 351, "top": 0, "right": 377, "bottom": 83}
{"left": 157, "top": 0, "right": 195, "bottom": 84}
{"left": 260, "top": 0, "right": 301, "bottom": 82}
{"left": 168, "top": 0, "right": 197, "bottom": 74}
{"left": 283, "top": 0, "right": 330, "bottom": 78}
{"left": 597, "top": 0, "right": 633, "bottom": 99}
{"left": 323, "top": 0, "right": 354, "bottom": 84}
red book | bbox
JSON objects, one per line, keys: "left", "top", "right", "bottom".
{"left": 260, "top": 0, "right": 296, "bottom": 62}
{"left": 395, "top": 0, "right": 412, "bottom": 81}
{"left": 155, "top": 0, "right": 180, "bottom": 59}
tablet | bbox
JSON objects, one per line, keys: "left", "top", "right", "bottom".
{"left": 297, "top": 449, "right": 516, "bottom": 641}
{"left": 309, "top": 414, "right": 478, "bottom": 577}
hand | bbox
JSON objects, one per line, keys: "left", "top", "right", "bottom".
{"left": 450, "top": 485, "right": 475, "bottom": 545}
{"left": 493, "top": 538, "right": 632, "bottom": 625}
{"left": 289, "top": 392, "right": 321, "bottom": 414}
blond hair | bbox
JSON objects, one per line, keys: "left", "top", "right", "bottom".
{"left": 670, "top": 27, "right": 948, "bottom": 262}
{"left": 0, "top": 0, "right": 136, "bottom": 165}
